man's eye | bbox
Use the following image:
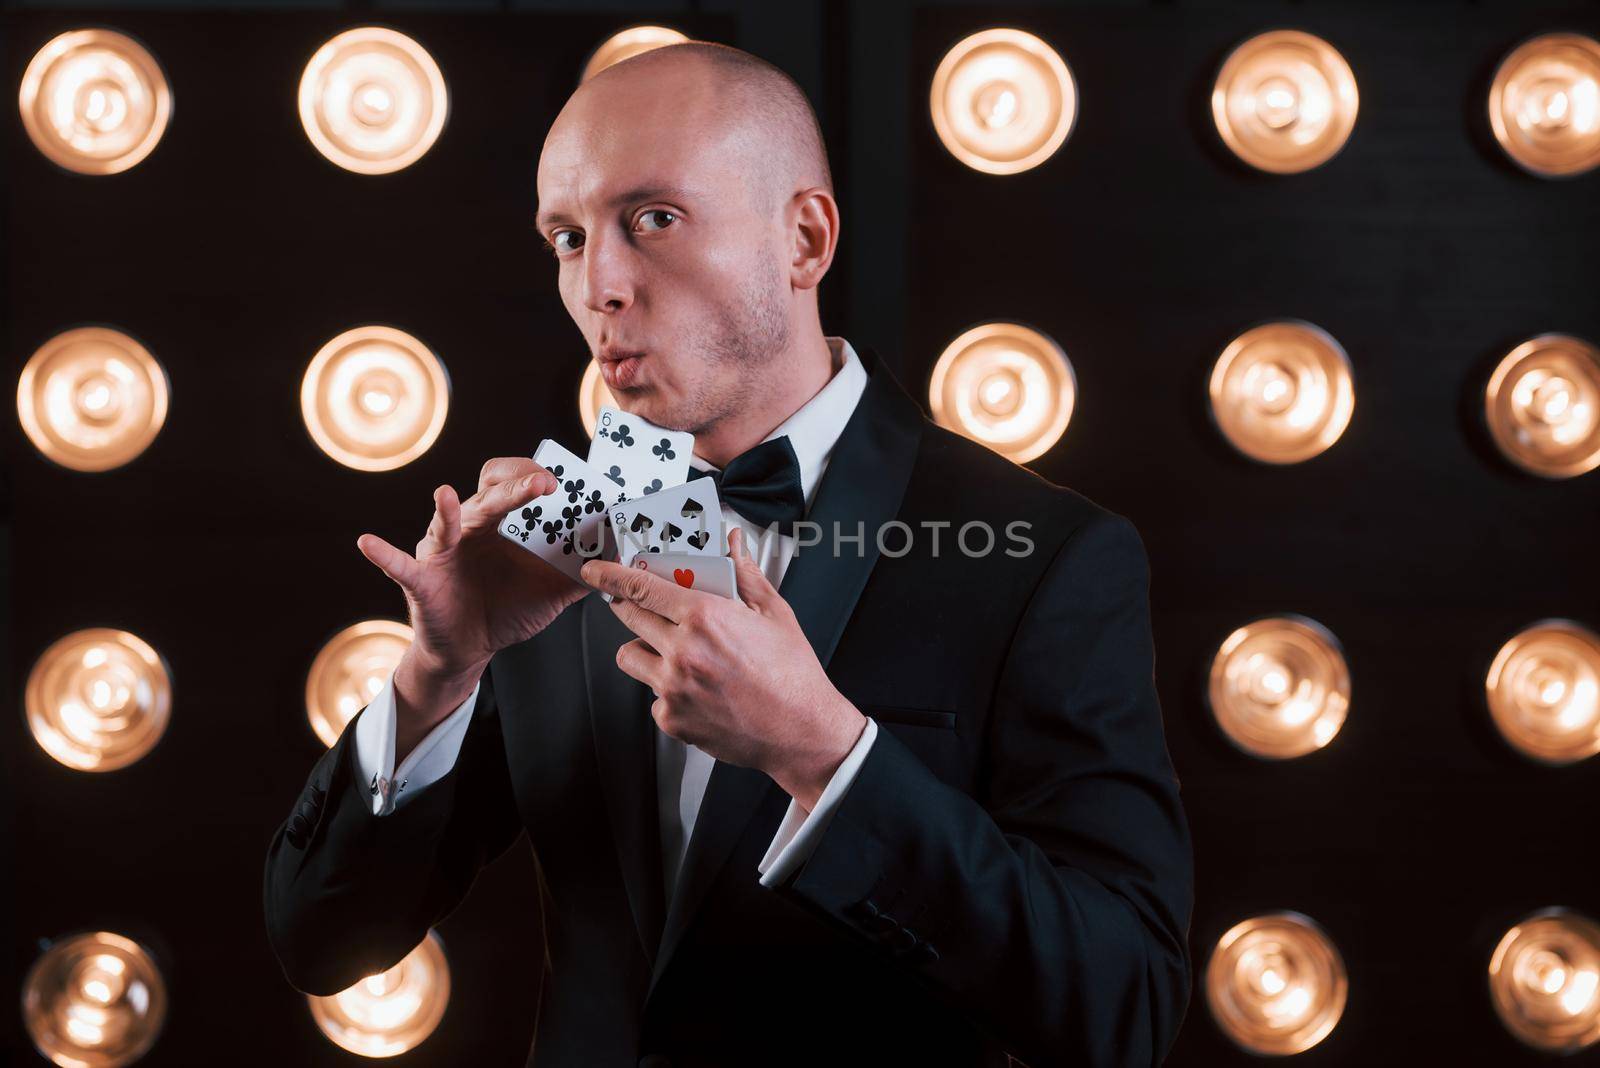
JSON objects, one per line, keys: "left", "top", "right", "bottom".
{"left": 546, "top": 231, "right": 581, "bottom": 255}
{"left": 638, "top": 210, "right": 677, "bottom": 232}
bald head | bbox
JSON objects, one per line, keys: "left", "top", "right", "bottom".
{"left": 534, "top": 40, "right": 842, "bottom": 461}
{"left": 572, "top": 41, "right": 832, "bottom": 220}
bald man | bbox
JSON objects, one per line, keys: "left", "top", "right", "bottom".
{"left": 265, "top": 42, "right": 1193, "bottom": 1068}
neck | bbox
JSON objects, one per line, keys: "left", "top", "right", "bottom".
{"left": 696, "top": 331, "right": 837, "bottom": 468}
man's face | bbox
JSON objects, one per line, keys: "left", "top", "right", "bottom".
{"left": 535, "top": 68, "right": 792, "bottom": 435}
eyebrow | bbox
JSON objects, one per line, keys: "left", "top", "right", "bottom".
{"left": 535, "top": 185, "right": 697, "bottom": 232}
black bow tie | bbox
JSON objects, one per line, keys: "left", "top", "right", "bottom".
{"left": 702, "top": 436, "right": 806, "bottom": 535}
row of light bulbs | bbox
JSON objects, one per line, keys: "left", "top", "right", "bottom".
{"left": 16, "top": 319, "right": 1600, "bottom": 478}
{"left": 930, "top": 27, "right": 1600, "bottom": 178}
{"left": 17, "top": 23, "right": 685, "bottom": 176}
{"left": 18, "top": 23, "right": 1600, "bottom": 179}
{"left": 1206, "top": 908, "right": 1600, "bottom": 1055}
{"left": 24, "top": 906, "right": 1600, "bottom": 1063}
{"left": 23, "top": 928, "right": 449, "bottom": 1062}
{"left": 22, "top": 602, "right": 1600, "bottom": 781}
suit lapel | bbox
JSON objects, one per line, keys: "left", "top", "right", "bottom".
{"left": 583, "top": 595, "right": 667, "bottom": 969}
{"left": 643, "top": 344, "right": 926, "bottom": 1002}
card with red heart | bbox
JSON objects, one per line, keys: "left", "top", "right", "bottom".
{"left": 631, "top": 551, "right": 738, "bottom": 600}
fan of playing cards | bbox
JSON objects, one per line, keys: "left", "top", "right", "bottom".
{"left": 497, "top": 405, "right": 735, "bottom": 598}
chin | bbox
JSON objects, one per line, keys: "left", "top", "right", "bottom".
{"left": 627, "top": 395, "right": 690, "bottom": 433}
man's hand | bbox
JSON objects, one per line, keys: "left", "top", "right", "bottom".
{"left": 356, "top": 457, "right": 592, "bottom": 758}
{"left": 581, "top": 527, "right": 867, "bottom": 811}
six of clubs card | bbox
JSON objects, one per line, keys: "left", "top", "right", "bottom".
{"left": 586, "top": 405, "right": 694, "bottom": 500}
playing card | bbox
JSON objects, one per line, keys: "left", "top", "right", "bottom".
{"left": 587, "top": 404, "right": 695, "bottom": 499}
{"left": 608, "top": 475, "right": 725, "bottom": 569}
{"left": 632, "top": 552, "right": 738, "bottom": 600}
{"left": 499, "top": 439, "right": 626, "bottom": 584}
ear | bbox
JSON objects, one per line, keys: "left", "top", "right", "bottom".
{"left": 788, "top": 186, "right": 839, "bottom": 291}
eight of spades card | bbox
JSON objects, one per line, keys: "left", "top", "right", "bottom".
{"left": 586, "top": 404, "right": 695, "bottom": 501}
{"left": 498, "top": 439, "right": 627, "bottom": 584}
{"left": 607, "top": 476, "right": 726, "bottom": 569}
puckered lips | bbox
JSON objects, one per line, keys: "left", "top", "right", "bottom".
{"left": 598, "top": 345, "right": 645, "bottom": 389}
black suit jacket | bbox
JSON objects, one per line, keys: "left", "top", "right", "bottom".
{"left": 263, "top": 344, "right": 1194, "bottom": 1067}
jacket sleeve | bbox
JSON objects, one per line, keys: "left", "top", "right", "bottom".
{"left": 262, "top": 663, "right": 524, "bottom": 995}
{"left": 766, "top": 511, "right": 1195, "bottom": 1067}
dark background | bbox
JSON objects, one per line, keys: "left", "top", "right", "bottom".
{"left": 4, "top": 1, "right": 1598, "bottom": 1065}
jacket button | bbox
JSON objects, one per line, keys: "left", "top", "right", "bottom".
{"left": 289, "top": 814, "right": 309, "bottom": 836}
{"left": 914, "top": 940, "right": 940, "bottom": 966}
{"left": 888, "top": 926, "right": 918, "bottom": 953}
{"left": 286, "top": 827, "right": 307, "bottom": 850}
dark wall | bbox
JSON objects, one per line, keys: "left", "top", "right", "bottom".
{"left": 3, "top": 2, "right": 1598, "bottom": 1065}
{"left": 908, "top": 4, "right": 1600, "bottom": 1066}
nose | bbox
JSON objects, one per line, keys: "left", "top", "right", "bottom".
{"left": 579, "top": 229, "right": 636, "bottom": 314}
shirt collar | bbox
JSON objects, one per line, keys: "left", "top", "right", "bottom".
{"left": 689, "top": 335, "right": 869, "bottom": 509}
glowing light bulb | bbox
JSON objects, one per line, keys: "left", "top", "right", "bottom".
{"left": 930, "top": 28, "right": 1076, "bottom": 175}
{"left": 18, "top": 29, "right": 173, "bottom": 174}
{"left": 1489, "top": 33, "right": 1600, "bottom": 177}
{"left": 305, "top": 620, "right": 413, "bottom": 747}
{"left": 298, "top": 27, "right": 448, "bottom": 175}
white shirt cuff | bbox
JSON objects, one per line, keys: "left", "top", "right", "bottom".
{"left": 757, "top": 717, "right": 879, "bottom": 888}
{"left": 351, "top": 669, "right": 481, "bottom": 816}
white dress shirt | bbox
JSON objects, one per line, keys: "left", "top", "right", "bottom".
{"left": 352, "top": 335, "right": 879, "bottom": 905}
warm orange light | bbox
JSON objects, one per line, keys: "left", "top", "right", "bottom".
{"left": 1207, "top": 615, "right": 1349, "bottom": 759}
{"left": 16, "top": 326, "right": 170, "bottom": 472}
{"left": 1209, "top": 320, "right": 1354, "bottom": 464}
{"left": 1212, "top": 30, "right": 1359, "bottom": 174}
{"left": 1489, "top": 33, "right": 1600, "bottom": 178}
{"left": 17, "top": 28, "right": 172, "bottom": 175}
{"left": 306, "top": 620, "right": 413, "bottom": 747}
{"left": 298, "top": 26, "right": 448, "bottom": 175}
{"left": 23, "top": 931, "right": 167, "bottom": 1067}
{"left": 579, "top": 357, "right": 617, "bottom": 438}
{"left": 308, "top": 931, "right": 450, "bottom": 1057}
{"left": 301, "top": 325, "right": 450, "bottom": 471}
{"left": 928, "top": 322, "right": 1074, "bottom": 463}
{"left": 1489, "top": 909, "right": 1600, "bottom": 1052}
{"left": 929, "top": 28, "right": 1077, "bottom": 175}
{"left": 1207, "top": 912, "right": 1348, "bottom": 1055}
{"left": 1484, "top": 334, "right": 1600, "bottom": 479}
{"left": 580, "top": 25, "right": 691, "bottom": 83}
{"left": 1485, "top": 620, "right": 1600, "bottom": 764}
{"left": 25, "top": 628, "right": 172, "bottom": 772}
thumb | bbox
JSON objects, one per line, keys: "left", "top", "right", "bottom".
{"left": 728, "top": 525, "right": 777, "bottom": 612}
{"left": 357, "top": 532, "right": 422, "bottom": 591}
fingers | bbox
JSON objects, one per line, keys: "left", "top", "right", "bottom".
{"left": 615, "top": 637, "right": 664, "bottom": 691}
{"left": 607, "top": 591, "right": 675, "bottom": 648}
{"left": 357, "top": 532, "right": 422, "bottom": 591}
{"left": 581, "top": 559, "right": 695, "bottom": 623}
{"left": 460, "top": 466, "right": 559, "bottom": 533}
{"left": 477, "top": 456, "right": 542, "bottom": 494}
{"left": 728, "top": 526, "right": 778, "bottom": 611}
{"left": 427, "top": 484, "right": 462, "bottom": 552}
